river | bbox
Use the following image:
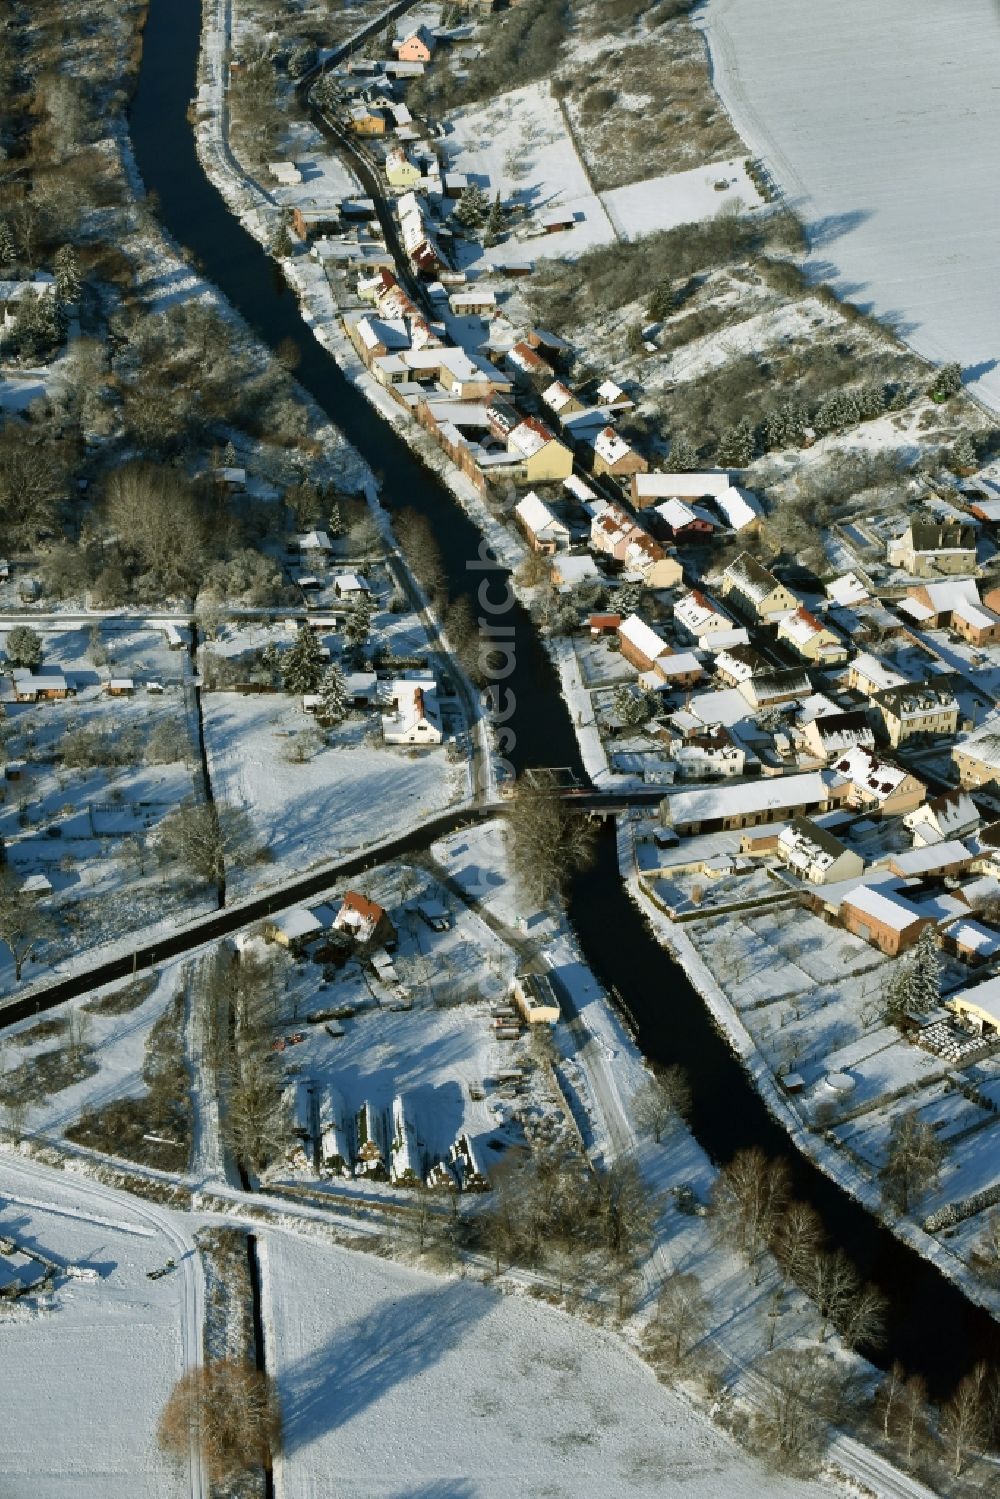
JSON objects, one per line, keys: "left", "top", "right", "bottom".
{"left": 129, "top": 0, "right": 999, "bottom": 1393}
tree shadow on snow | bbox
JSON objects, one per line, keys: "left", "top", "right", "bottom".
{"left": 806, "top": 208, "right": 872, "bottom": 249}
{"left": 280, "top": 1282, "right": 493, "bottom": 1454}
{"left": 389, "top": 1484, "right": 478, "bottom": 1498}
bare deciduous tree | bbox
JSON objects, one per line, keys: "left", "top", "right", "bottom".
{"left": 711, "top": 1147, "right": 790, "bottom": 1283}
{"left": 157, "top": 800, "right": 257, "bottom": 889}
{"left": 506, "top": 779, "right": 595, "bottom": 909}
{"left": 801, "top": 1248, "right": 885, "bottom": 1350}
{"left": 942, "top": 1361, "right": 993, "bottom": 1476}
{"left": 772, "top": 1199, "right": 823, "bottom": 1285}
{"left": 630, "top": 1063, "right": 691, "bottom": 1143}
{"left": 898, "top": 1372, "right": 929, "bottom": 1465}
{"left": 0, "top": 871, "right": 55, "bottom": 981}
{"left": 643, "top": 1271, "right": 709, "bottom": 1372}
{"left": 158, "top": 1361, "right": 281, "bottom": 1482}
{"left": 879, "top": 1109, "right": 943, "bottom": 1216}
{"left": 752, "top": 1347, "right": 840, "bottom": 1472}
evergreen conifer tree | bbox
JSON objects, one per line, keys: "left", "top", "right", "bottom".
{"left": 281, "top": 626, "right": 324, "bottom": 694}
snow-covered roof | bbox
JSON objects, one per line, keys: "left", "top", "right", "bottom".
{"left": 944, "top": 920, "right": 1000, "bottom": 959}
{"left": 850, "top": 652, "right": 909, "bottom": 693}
{"left": 619, "top": 612, "right": 669, "bottom": 663}
{"left": 890, "top": 840, "right": 972, "bottom": 877}
{"left": 723, "top": 552, "right": 783, "bottom": 604}
{"left": 542, "top": 380, "right": 576, "bottom": 413}
{"left": 841, "top": 883, "right": 926, "bottom": 931}
{"left": 272, "top": 908, "right": 324, "bottom": 941}
{"left": 674, "top": 588, "right": 732, "bottom": 635}
{"left": 552, "top": 554, "right": 600, "bottom": 589}
{"left": 905, "top": 789, "right": 979, "bottom": 843}
{"left": 508, "top": 416, "right": 558, "bottom": 459}
{"left": 656, "top": 652, "right": 702, "bottom": 678}
{"left": 713, "top": 484, "right": 761, "bottom": 531}
{"left": 779, "top": 606, "right": 830, "bottom": 647}
{"left": 662, "top": 771, "right": 829, "bottom": 826}
{"left": 596, "top": 378, "right": 630, "bottom": 406}
{"left": 830, "top": 746, "right": 911, "bottom": 802}
{"left": 633, "top": 471, "right": 731, "bottom": 502}
{"left": 10, "top": 672, "right": 67, "bottom": 692}
{"left": 593, "top": 426, "right": 633, "bottom": 466}
{"left": 655, "top": 497, "right": 714, "bottom": 532}
{"left": 947, "top": 974, "right": 1000, "bottom": 1024}
{"left": 953, "top": 596, "right": 1000, "bottom": 631}
{"left": 335, "top": 572, "right": 371, "bottom": 592}
{"left": 826, "top": 572, "right": 870, "bottom": 607}
{"left": 298, "top": 530, "right": 333, "bottom": 551}
{"left": 564, "top": 474, "right": 596, "bottom": 503}
{"left": 514, "top": 491, "right": 568, "bottom": 540}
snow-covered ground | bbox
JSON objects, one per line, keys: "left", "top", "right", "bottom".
{"left": 0, "top": 1153, "right": 200, "bottom": 1498}
{"left": 262, "top": 1229, "right": 838, "bottom": 1499}
{"left": 202, "top": 690, "right": 462, "bottom": 894}
{"left": 443, "top": 82, "right": 617, "bottom": 266}
{"left": 700, "top": 0, "right": 1000, "bottom": 411}
{"left": 601, "top": 156, "right": 762, "bottom": 241}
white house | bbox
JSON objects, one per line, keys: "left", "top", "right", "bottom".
{"left": 382, "top": 679, "right": 443, "bottom": 745}
{"left": 513, "top": 491, "right": 570, "bottom": 554}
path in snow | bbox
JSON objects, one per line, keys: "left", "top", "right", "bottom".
{"left": 699, "top": 0, "right": 1000, "bottom": 411}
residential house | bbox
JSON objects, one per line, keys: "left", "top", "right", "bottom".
{"left": 506, "top": 339, "right": 554, "bottom": 382}
{"left": 589, "top": 502, "right": 682, "bottom": 587}
{"left": 737, "top": 667, "right": 813, "bottom": 711}
{"left": 292, "top": 205, "right": 341, "bottom": 239}
{"left": 333, "top": 890, "right": 395, "bottom": 946}
{"left": 394, "top": 25, "right": 437, "bottom": 62}
{"left": 668, "top": 725, "right": 745, "bottom": 779}
{"left": 334, "top": 572, "right": 371, "bottom": 598}
{"left": 826, "top": 572, "right": 870, "bottom": 607}
{"left": 654, "top": 498, "right": 715, "bottom": 544}
{"left": 506, "top": 416, "right": 573, "bottom": 483}
{"left": 653, "top": 651, "right": 703, "bottom": 689}
{"left": 873, "top": 682, "right": 960, "bottom": 747}
{"left": 848, "top": 652, "right": 909, "bottom": 698}
{"left": 448, "top": 288, "right": 496, "bottom": 317}
{"left": 106, "top": 678, "right": 135, "bottom": 697}
{"left": 840, "top": 885, "right": 932, "bottom": 956}
{"left": 777, "top": 817, "right": 864, "bottom": 885}
{"left": 712, "top": 485, "right": 762, "bottom": 534}
{"left": 828, "top": 746, "right": 926, "bottom": 817}
{"left": 539, "top": 208, "right": 575, "bottom": 233}
{"left": 660, "top": 771, "right": 833, "bottom": 836}
{"left": 10, "top": 671, "right": 70, "bottom": 702}
{"left": 592, "top": 426, "right": 648, "bottom": 478}
{"left": 542, "top": 380, "right": 583, "bottom": 419}
{"left": 897, "top": 578, "right": 981, "bottom": 630}
{"left": 714, "top": 644, "right": 770, "bottom": 687}
{"left": 720, "top": 553, "right": 800, "bottom": 623}
{"left": 348, "top": 102, "right": 386, "bottom": 135}
{"left": 514, "top": 491, "right": 570, "bottom": 553}
{"left": 798, "top": 709, "right": 875, "bottom": 762}
{"left": 397, "top": 192, "right": 443, "bottom": 276}
{"left": 942, "top": 920, "right": 1000, "bottom": 966}
{"left": 952, "top": 595, "right": 1000, "bottom": 645}
{"left": 777, "top": 607, "right": 848, "bottom": 666}
{"left": 618, "top": 613, "right": 670, "bottom": 673}
{"left": 904, "top": 789, "right": 980, "bottom": 847}
{"left": 384, "top": 147, "right": 422, "bottom": 189}
{"left": 953, "top": 719, "right": 1000, "bottom": 788}
{"left": 381, "top": 680, "right": 443, "bottom": 745}
{"left": 674, "top": 588, "right": 735, "bottom": 641}
{"left": 888, "top": 518, "right": 978, "bottom": 577}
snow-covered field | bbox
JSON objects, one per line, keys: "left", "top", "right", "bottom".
{"left": 601, "top": 156, "right": 762, "bottom": 241}
{"left": 262, "top": 1230, "right": 837, "bottom": 1499}
{"left": 0, "top": 1155, "right": 197, "bottom": 1498}
{"left": 202, "top": 691, "right": 461, "bottom": 893}
{"left": 700, "top": 0, "right": 1000, "bottom": 410}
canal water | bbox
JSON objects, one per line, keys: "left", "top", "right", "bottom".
{"left": 129, "top": 0, "right": 998, "bottom": 1393}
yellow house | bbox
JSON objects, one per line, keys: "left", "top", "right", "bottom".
{"left": 507, "top": 417, "right": 573, "bottom": 483}
{"left": 776, "top": 605, "right": 848, "bottom": 665}
{"left": 721, "top": 553, "right": 799, "bottom": 622}
{"left": 874, "top": 683, "right": 959, "bottom": 747}
{"left": 348, "top": 103, "right": 386, "bottom": 136}
{"left": 946, "top": 975, "right": 1000, "bottom": 1036}
{"left": 385, "top": 148, "right": 422, "bottom": 189}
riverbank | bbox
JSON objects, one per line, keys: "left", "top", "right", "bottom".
{"left": 619, "top": 817, "right": 1000, "bottom": 1330}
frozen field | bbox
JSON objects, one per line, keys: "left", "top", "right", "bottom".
{"left": 700, "top": 0, "right": 1000, "bottom": 410}
{"left": 263, "top": 1231, "right": 838, "bottom": 1499}
{"left": 0, "top": 1155, "right": 196, "bottom": 1498}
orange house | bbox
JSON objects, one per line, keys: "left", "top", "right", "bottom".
{"left": 395, "top": 26, "right": 436, "bottom": 63}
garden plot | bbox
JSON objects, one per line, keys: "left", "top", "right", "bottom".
{"left": 0, "top": 1156, "right": 194, "bottom": 1499}
{"left": 575, "top": 636, "right": 633, "bottom": 690}
{"left": 0, "top": 624, "right": 210, "bottom": 993}
{"left": 263, "top": 1229, "right": 838, "bottom": 1499}
{"left": 442, "top": 82, "right": 616, "bottom": 269}
{"left": 601, "top": 157, "right": 763, "bottom": 241}
{"left": 699, "top": 0, "right": 1000, "bottom": 414}
{"left": 202, "top": 691, "right": 461, "bottom": 893}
